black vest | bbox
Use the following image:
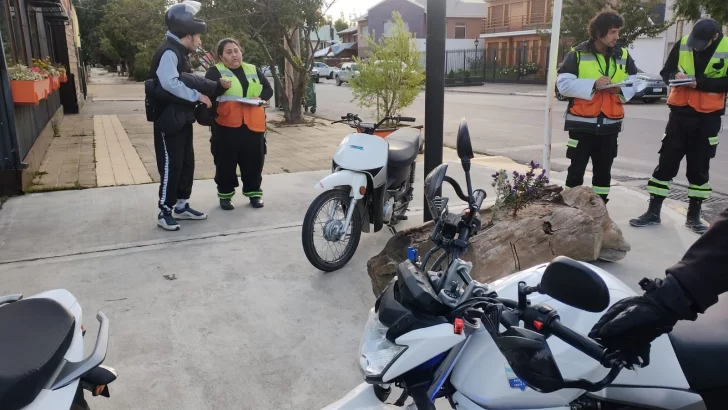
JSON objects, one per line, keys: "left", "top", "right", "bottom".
{"left": 149, "top": 38, "right": 193, "bottom": 112}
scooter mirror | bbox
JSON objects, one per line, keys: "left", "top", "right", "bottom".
{"left": 424, "top": 163, "right": 448, "bottom": 219}
{"left": 456, "top": 119, "right": 474, "bottom": 167}
{"left": 540, "top": 256, "right": 610, "bottom": 313}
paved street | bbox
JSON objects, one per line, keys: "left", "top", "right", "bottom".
{"left": 311, "top": 79, "right": 728, "bottom": 199}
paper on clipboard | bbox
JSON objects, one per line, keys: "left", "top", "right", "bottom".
{"left": 668, "top": 78, "right": 695, "bottom": 87}
{"left": 595, "top": 81, "right": 633, "bottom": 90}
{"left": 235, "top": 97, "right": 265, "bottom": 106}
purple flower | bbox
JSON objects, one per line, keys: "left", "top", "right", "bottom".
{"left": 519, "top": 175, "right": 525, "bottom": 181}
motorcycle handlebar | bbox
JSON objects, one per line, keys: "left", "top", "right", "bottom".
{"left": 471, "top": 189, "right": 486, "bottom": 213}
{"left": 443, "top": 176, "right": 469, "bottom": 202}
{"left": 546, "top": 317, "right": 605, "bottom": 365}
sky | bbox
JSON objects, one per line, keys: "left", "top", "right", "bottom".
{"left": 324, "top": 0, "right": 380, "bottom": 22}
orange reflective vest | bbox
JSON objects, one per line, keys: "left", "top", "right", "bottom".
{"left": 667, "top": 36, "right": 728, "bottom": 114}
{"left": 569, "top": 48, "right": 630, "bottom": 120}
{"left": 215, "top": 62, "right": 266, "bottom": 132}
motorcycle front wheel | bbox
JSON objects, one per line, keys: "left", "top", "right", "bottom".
{"left": 302, "top": 189, "right": 363, "bottom": 272}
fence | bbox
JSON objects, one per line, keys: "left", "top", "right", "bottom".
{"left": 442, "top": 43, "right": 570, "bottom": 86}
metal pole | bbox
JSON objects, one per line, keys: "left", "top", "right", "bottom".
{"left": 542, "top": 0, "right": 563, "bottom": 178}
{"left": 424, "top": 0, "right": 447, "bottom": 222}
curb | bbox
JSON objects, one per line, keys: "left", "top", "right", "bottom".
{"left": 442, "top": 88, "right": 546, "bottom": 98}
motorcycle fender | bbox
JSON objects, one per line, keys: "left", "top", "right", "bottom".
{"left": 320, "top": 383, "right": 400, "bottom": 410}
{"left": 358, "top": 201, "right": 370, "bottom": 233}
{"left": 315, "top": 170, "right": 368, "bottom": 200}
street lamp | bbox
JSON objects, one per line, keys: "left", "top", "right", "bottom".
{"left": 474, "top": 38, "right": 480, "bottom": 75}
{"left": 474, "top": 38, "right": 479, "bottom": 51}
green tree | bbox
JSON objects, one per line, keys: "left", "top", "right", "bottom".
{"left": 73, "top": 0, "right": 110, "bottom": 64}
{"left": 672, "top": 0, "right": 728, "bottom": 27}
{"left": 199, "top": 0, "right": 331, "bottom": 123}
{"left": 334, "top": 11, "right": 349, "bottom": 32}
{"left": 99, "top": 0, "right": 167, "bottom": 77}
{"left": 350, "top": 12, "right": 423, "bottom": 123}
{"left": 560, "top": 0, "right": 672, "bottom": 46}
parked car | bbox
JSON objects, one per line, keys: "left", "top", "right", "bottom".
{"left": 554, "top": 70, "right": 667, "bottom": 104}
{"left": 313, "top": 62, "right": 335, "bottom": 79}
{"left": 311, "top": 67, "right": 320, "bottom": 83}
{"left": 335, "top": 63, "right": 359, "bottom": 86}
{"left": 633, "top": 70, "right": 667, "bottom": 103}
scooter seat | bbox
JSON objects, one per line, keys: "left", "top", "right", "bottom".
{"left": 0, "top": 298, "right": 75, "bottom": 410}
{"left": 669, "top": 294, "right": 728, "bottom": 392}
{"left": 387, "top": 128, "right": 421, "bottom": 168}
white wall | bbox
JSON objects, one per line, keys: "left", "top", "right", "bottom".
{"left": 628, "top": 36, "right": 667, "bottom": 74}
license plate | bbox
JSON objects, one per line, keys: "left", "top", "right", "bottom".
{"left": 653, "top": 88, "right": 663, "bottom": 93}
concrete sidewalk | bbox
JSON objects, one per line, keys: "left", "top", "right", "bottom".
{"left": 443, "top": 83, "right": 547, "bottom": 97}
{"left": 0, "top": 155, "right": 700, "bottom": 409}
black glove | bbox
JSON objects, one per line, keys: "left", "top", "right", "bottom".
{"left": 588, "top": 275, "right": 697, "bottom": 369}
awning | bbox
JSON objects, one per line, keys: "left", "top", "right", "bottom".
{"left": 331, "top": 42, "right": 356, "bottom": 56}
{"left": 314, "top": 47, "right": 331, "bottom": 58}
{"left": 29, "top": 0, "right": 69, "bottom": 24}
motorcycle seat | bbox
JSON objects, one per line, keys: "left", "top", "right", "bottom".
{"left": 387, "top": 128, "right": 421, "bottom": 168}
{"left": 0, "top": 298, "right": 75, "bottom": 410}
{"left": 669, "top": 294, "right": 728, "bottom": 392}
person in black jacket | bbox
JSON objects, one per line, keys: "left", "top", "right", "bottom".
{"left": 149, "top": 0, "right": 214, "bottom": 231}
{"left": 590, "top": 206, "right": 728, "bottom": 368}
{"left": 630, "top": 19, "right": 728, "bottom": 234}
{"left": 203, "top": 39, "right": 273, "bottom": 210}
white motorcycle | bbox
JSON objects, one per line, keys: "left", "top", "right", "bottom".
{"left": 302, "top": 113, "right": 422, "bottom": 272}
{"left": 323, "top": 119, "right": 721, "bottom": 410}
{"left": 0, "top": 290, "right": 117, "bottom": 410}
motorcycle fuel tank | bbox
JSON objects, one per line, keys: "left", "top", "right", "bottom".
{"left": 450, "top": 262, "right": 688, "bottom": 409}
{"left": 334, "top": 134, "right": 389, "bottom": 172}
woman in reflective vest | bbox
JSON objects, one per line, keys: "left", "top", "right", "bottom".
{"left": 204, "top": 38, "right": 273, "bottom": 210}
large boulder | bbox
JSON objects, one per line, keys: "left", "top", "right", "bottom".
{"left": 366, "top": 186, "right": 631, "bottom": 296}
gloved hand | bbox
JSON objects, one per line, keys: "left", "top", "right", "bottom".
{"left": 588, "top": 274, "right": 697, "bottom": 369}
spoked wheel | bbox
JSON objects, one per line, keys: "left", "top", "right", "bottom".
{"left": 302, "top": 189, "right": 363, "bottom": 272}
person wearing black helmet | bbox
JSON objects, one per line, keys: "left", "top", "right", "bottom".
{"left": 149, "top": 0, "right": 213, "bottom": 231}
{"left": 630, "top": 18, "right": 728, "bottom": 235}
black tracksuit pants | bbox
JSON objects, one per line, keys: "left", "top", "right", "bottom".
{"left": 154, "top": 122, "right": 195, "bottom": 212}
{"left": 646, "top": 113, "right": 721, "bottom": 201}
{"left": 210, "top": 123, "right": 266, "bottom": 199}
{"left": 565, "top": 131, "right": 618, "bottom": 200}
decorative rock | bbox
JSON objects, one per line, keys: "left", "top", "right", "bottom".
{"left": 366, "top": 186, "right": 630, "bottom": 296}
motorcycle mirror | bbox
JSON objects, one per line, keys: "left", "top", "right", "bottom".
{"left": 495, "top": 327, "right": 565, "bottom": 393}
{"left": 456, "top": 119, "right": 474, "bottom": 168}
{"left": 424, "top": 163, "right": 448, "bottom": 219}
{"left": 539, "top": 256, "right": 610, "bottom": 313}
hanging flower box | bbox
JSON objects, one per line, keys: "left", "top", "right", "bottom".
{"left": 10, "top": 80, "right": 47, "bottom": 105}
{"left": 59, "top": 72, "right": 67, "bottom": 83}
{"left": 8, "top": 64, "right": 48, "bottom": 105}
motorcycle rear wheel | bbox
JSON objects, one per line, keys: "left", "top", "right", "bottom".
{"left": 302, "top": 189, "right": 363, "bottom": 272}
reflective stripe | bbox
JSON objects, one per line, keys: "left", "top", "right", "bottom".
{"left": 604, "top": 118, "right": 622, "bottom": 125}
{"left": 616, "top": 59, "right": 626, "bottom": 65}
{"left": 579, "top": 54, "right": 597, "bottom": 61}
{"left": 243, "top": 191, "right": 263, "bottom": 198}
{"left": 246, "top": 74, "right": 257, "bottom": 80}
{"left": 218, "top": 191, "right": 235, "bottom": 199}
{"left": 647, "top": 186, "right": 670, "bottom": 197}
{"left": 709, "top": 136, "right": 719, "bottom": 145}
{"left": 713, "top": 52, "right": 728, "bottom": 59}
{"left": 680, "top": 44, "right": 691, "bottom": 51}
{"left": 688, "top": 185, "right": 712, "bottom": 199}
{"left": 566, "top": 113, "right": 597, "bottom": 123}
{"left": 218, "top": 69, "right": 234, "bottom": 77}
{"left": 592, "top": 186, "right": 610, "bottom": 195}
{"left": 567, "top": 138, "right": 579, "bottom": 148}
{"left": 649, "top": 177, "right": 671, "bottom": 188}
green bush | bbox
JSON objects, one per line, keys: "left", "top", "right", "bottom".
{"left": 464, "top": 70, "right": 471, "bottom": 84}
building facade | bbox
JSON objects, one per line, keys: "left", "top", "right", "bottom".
{"left": 0, "top": 0, "right": 86, "bottom": 195}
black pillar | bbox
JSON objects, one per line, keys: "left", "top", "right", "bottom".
{"left": 423, "top": 0, "right": 446, "bottom": 222}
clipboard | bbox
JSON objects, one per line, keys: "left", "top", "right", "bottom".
{"left": 596, "top": 81, "right": 633, "bottom": 90}
{"left": 668, "top": 78, "right": 695, "bottom": 87}
{"left": 233, "top": 97, "right": 266, "bottom": 106}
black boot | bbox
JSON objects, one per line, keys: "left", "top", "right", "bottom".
{"left": 250, "top": 197, "right": 264, "bottom": 208}
{"left": 629, "top": 195, "right": 664, "bottom": 227}
{"left": 220, "top": 199, "right": 234, "bottom": 210}
{"left": 686, "top": 199, "right": 708, "bottom": 235}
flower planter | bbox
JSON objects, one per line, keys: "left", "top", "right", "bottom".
{"left": 59, "top": 72, "right": 67, "bottom": 83}
{"left": 39, "top": 78, "right": 50, "bottom": 98}
{"left": 10, "top": 80, "right": 47, "bottom": 105}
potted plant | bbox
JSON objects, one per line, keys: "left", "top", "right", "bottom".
{"left": 9, "top": 64, "right": 46, "bottom": 105}
{"left": 33, "top": 57, "right": 59, "bottom": 91}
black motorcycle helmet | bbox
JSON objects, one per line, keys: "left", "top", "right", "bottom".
{"left": 165, "top": 1, "right": 207, "bottom": 37}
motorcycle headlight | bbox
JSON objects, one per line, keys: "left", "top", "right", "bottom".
{"left": 358, "top": 309, "right": 406, "bottom": 378}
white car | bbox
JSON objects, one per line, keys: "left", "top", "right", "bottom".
{"left": 313, "top": 62, "right": 335, "bottom": 79}
{"left": 335, "top": 62, "right": 359, "bottom": 86}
